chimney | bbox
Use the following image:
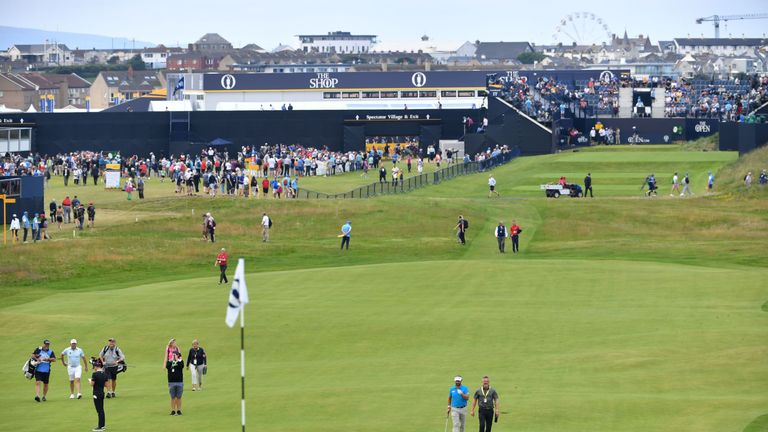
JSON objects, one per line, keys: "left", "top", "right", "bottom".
{"left": 127, "top": 65, "right": 134, "bottom": 80}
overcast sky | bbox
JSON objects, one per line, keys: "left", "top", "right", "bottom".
{"left": 2, "top": 0, "right": 767, "bottom": 51}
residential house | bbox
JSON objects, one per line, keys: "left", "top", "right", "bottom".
{"left": 189, "top": 33, "right": 233, "bottom": 52}
{"left": 140, "top": 44, "right": 185, "bottom": 69}
{"left": 673, "top": 38, "right": 768, "bottom": 57}
{"left": 89, "top": 68, "right": 164, "bottom": 109}
{"left": 6, "top": 43, "right": 73, "bottom": 66}
{"left": 0, "top": 72, "right": 90, "bottom": 110}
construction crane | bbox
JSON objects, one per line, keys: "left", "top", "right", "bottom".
{"left": 695, "top": 13, "right": 768, "bottom": 38}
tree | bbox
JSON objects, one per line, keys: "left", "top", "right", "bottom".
{"left": 129, "top": 54, "right": 147, "bottom": 70}
{"left": 107, "top": 55, "right": 120, "bottom": 65}
{"left": 517, "top": 51, "right": 546, "bottom": 64}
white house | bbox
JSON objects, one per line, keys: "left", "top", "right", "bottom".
{"left": 673, "top": 38, "right": 767, "bottom": 57}
{"left": 297, "top": 31, "right": 377, "bottom": 54}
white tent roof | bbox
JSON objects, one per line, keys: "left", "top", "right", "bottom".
{"left": 26, "top": 104, "right": 37, "bottom": 112}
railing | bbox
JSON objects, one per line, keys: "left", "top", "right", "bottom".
{"left": 295, "top": 147, "right": 520, "bottom": 199}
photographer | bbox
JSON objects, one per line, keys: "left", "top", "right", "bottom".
{"left": 166, "top": 351, "right": 185, "bottom": 416}
{"left": 99, "top": 338, "right": 125, "bottom": 398}
{"left": 89, "top": 358, "right": 108, "bottom": 431}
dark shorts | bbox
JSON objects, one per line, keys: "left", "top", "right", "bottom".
{"left": 489, "top": 185, "right": 495, "bottom": 191}
{"left": 34, "top": 371, "right": 50, "bottom": 383}
{"left": 105, "top": 366, "right": 119, "bottom": 380}
{"left": 168, "top": 382, "right": 183, "bottom": 398}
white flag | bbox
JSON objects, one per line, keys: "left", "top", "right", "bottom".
{"left": 225, "top": 259, "right": 249, "bottom": 328}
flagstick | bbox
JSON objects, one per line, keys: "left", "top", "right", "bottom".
{"left": 240, "top": 299, "right": 246, "bottom": 432}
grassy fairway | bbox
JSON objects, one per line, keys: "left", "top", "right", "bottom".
{"left": 1, "top": 145, "right": 766, "bottom": 431}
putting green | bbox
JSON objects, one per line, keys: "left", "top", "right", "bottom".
{"left": 1, "top": 259, "right": 765, "bottom": 431}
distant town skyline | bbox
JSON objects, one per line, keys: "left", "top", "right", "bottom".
{"left": 1, "top": 0, "right": 767, "bottom": 52}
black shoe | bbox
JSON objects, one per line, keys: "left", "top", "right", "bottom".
{"left": 34, "top": 396, "right": 40, "bottom": 402}
{"left": 177, "top": 411, "right": 182, "bottom": 416}
{"left": 41, "top": 396, "right": 46, "bottom": 401}
{"left": 170, "top": 411, "right": 176, "bottom": 416}
{"left": 106, "top": 393, "right": 111, "bottom": 399}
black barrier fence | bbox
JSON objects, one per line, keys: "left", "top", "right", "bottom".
{"left": 295, "top": 147, "right": 520, "bottom": 199}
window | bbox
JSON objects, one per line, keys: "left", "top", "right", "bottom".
{"left": 419, "top": 90, "right": 436, "bottom": 98}
{"left": 342, "top": 92, "right": 360, "bottom": 99}
{"left": 0, "top": 178, "right": 22, "bottom": 197}
{"left": 441, "top": 90, "right": 457, "bottom": 97}
{"left": 362, "top": 91, "right": 379, "bottom": 98}
{"left": 401, "top": 91, "right": 418, "bottom": 98}
{"left": 380, "top": 91, "right": 398, "bottom": 98}
{"left": 458, "top": 90, "right": 475, "bottom": 97}
{"left": 323, "top": 92, "right": 341, "bottom": 99}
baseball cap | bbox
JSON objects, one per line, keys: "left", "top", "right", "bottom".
{"left": 108, "top": 337, "right": 115, "bottom": 342}
{"left": 454, "top": 375, "right": 463, "bottom": 382}
{"left": 43, "top": 339, "right": 50, "bottom": 344}
{"left": 70, "top": 339, "right": 77, "bottom": 344}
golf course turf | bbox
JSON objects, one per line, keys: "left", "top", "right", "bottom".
{"left": 1, "top": 145, "right": 766, "bottom": 431}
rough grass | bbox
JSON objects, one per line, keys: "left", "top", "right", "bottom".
{"left": 716, "top": 144, "right": 768, "bottom": 196}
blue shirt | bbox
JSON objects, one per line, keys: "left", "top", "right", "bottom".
{"left": 341, "top": 223, "right": 351, "bottom": 237}
{"left": 449, "top": 385, "right": 469, "bottom": 408}
{"left": 33, "top": 347, "right": 54, "bottom": 372}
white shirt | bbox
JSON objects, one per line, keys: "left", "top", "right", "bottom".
{"left": 10, "top": 217, "right": 20, "bottom": 230}
{"left": 488, "top": 177, "right": 496, "bottom": 187}
{"left": 261, "top": 215, "right": 270, "bottom": 227}
{"left": 61, "top": 347, "right": 85, "bottom": 368}
{"left": 672, "top": 175, "right": 679, "bottom": 185}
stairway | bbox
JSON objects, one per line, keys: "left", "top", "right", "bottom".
{"left": 618, "top": 87, "right": 633, "bottom": 118}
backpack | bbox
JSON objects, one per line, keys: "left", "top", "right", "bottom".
{"left": 462, "top": 219, "right": 469, "bottom": 229}
{"left": 22, "top": 358, "right": 37, "bottom": 379}
{"left": 268, "top": 218, "right": 273, "bottom": 228}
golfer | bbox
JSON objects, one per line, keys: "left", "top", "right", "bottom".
{"left": 261, "top": 212, "right": 271, "bottom": 242}
{"left": 89, "top": 358, "right": 107, "bottom": 431}
{"left": 488, "top": 175, "right": 499, "bottom": 197}
{"left": 471, "top": 376, "right": 500, "bottom": 432}
{"left": 584, "top": 173, "right": 593, "bottom": 198}
{"left": 447, "top": 375, "right": 469, "bottom": 432}
{"left": 510, "top": 221, "right": 522, "bottom": 254}
{"left": 340, "top": 220, "right": 351, "bottom": 250}
{"left": 494, "top": 222, "right": 507, "bottom": 253}
{"left": 61, "top": 338, "right": 88, "bottom": 399}
{"left": 216, "top": 248, "right": 228, "bottom": 284}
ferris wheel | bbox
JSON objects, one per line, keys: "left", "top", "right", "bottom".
{"left": 552, "top": 12, "right": 612, "bottom": 46}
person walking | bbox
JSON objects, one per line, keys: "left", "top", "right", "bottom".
{"left": 137, "top": 177, "right": 145, "bottom": 199}
{"left": 206, "top": 213, "right": 216, "bottom": 243}
{"left": 510, "top": 221, "right": 522, "bottom": 254}
{"left": 62, "top": 196, "right": 72, "bottom": 224}
{"left": 166, "top": 351, "right": 185, "bottom": 416}
{"left": 340, "top": 220, "right": 352, "bottom": 250}
{"left": 56, "top": 206, "right": 63, "bottom": 230}
{"left": 87, "top": 203, "right": 96, "bottom": 228}
{"left": 470, "top": 376, "right": 500, "bottom": 432}
{"left": 488, "top": 175, "right": 499, "bottom": 198}
{"left": 165, "top": 338, "right": 180, "bottom": 365}
{"left": 583, "top": 173, "right": 593, "bottom": 198}
{"left": 707, "top": 171, "right": 715, "bottom": 193}
{"left": 99, "top": 338, "right": 125, "bottom": 398}
{"left": 76, "top": 204, "right": 86, "bottom": 231}
{"left": 669, "top": 172, "right": 679, "bottom": 196}
{"left": 680, "top": 172, "right": 693, "bottom": 197}
{"left": 10, "top": 213, "right": 20, "bottom": 243}
{"left": 261, "top": 212, "right": 271, "bottom": 242}
{"left": 21, "top": 211, "right": 30, "bottom": 243}
{"left": 125, "top": 180, "right": 134, "bottom": 200}
{"left": 494, "top": 222, "right": 507, "bottom": 253}
{"left": 89, "top": 358, "right": 108, "bottom": 431}
{"left": 745, "top": 171, "right": 753, "bottom": 189}
{"left": 455, "top": 215, "right": 467, "bottom": 245}
{"left": 216, "top": 248, "right": 228, "bottom": 284}
{"left": 187, "top": 339, "right": 207, "bottom": 391}
{"left": 446, "top": 375, "right": 469, "bottom": 432}
{"left": 32, "top": 339, "right": 56, "bottom": 402}
{"left": 60, "top": 338, "right": 88, "bottom": 399}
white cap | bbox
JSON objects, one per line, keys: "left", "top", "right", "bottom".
{"left": 454, "top": 375, "right": 463, "bottom": 382}
{"left": 70, "top": 339, "right": 77, "bottom": 344}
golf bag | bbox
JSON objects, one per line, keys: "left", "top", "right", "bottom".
{"left": 22, "top": 358, "right": 37, "bottom": 379}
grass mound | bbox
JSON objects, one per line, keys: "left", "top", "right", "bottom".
{"left": 681, "top": 133, "right": 719, "bottom": 152}
{"left": 715, "top": 144, "right": 768, "bottom": 195}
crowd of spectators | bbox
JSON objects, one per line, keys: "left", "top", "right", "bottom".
{"left": 663, "top": 75, "right": 768, "bottom": 120}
